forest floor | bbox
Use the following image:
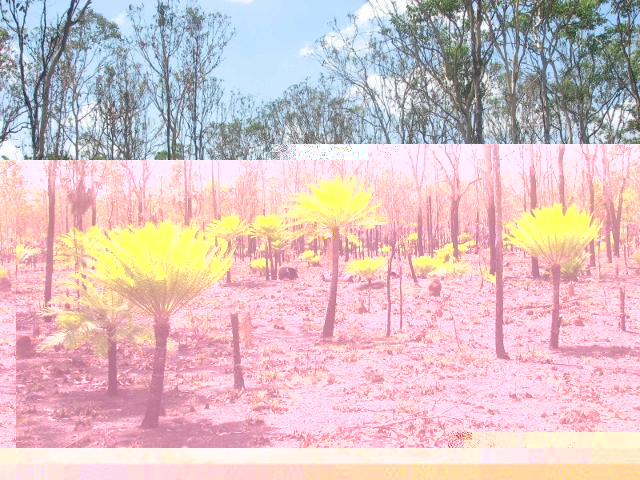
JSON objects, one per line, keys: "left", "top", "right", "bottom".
{"left": 0, "top": 283, "right": 16, "bottom": 447}
{"left": 14, "top": 249, "right": 640, "bottom": 448}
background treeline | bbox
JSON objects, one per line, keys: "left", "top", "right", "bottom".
{"left": 3, "top": 0, "right": 640, "bottom": 159}
{"left": 3, "top": 146, "right": 640, "bottom": 268}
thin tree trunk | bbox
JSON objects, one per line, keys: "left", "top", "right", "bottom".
{"left": 322, "top": 229, "right": 340, "bottom": 338}
{"left": 417, "top": 207, "right": 424, "bottom": 257}
{"left": 408, "top": 252, "right": 418, "bottom": 284}
{"left": 550, "top": 265, "right": 562, "bottom": 349}
{"left": 141, "top": 320, "right": 170, "bottom": 428}
{"left": 485, "top": 146, "right": 496, "bottom": 275}
{"left": 230, "top": 313, "right": 245, "bottom": 389}
{"left": 451, "top": 196, "right": 460, "bottom": 260}
{"left": 44, "top": 160, "right": 58, "bottom": 311}
{"left": 386, "top": 233, "right": 396, "bottom": 338}
{"left": 493, "top": 145, "right": 509, "bottom": 360}
{"left": 529, "top": 145, "right": 540, "bottom": 278}
{"left": 107, "top": 337, "right": 118, "bottom": 396}
{"left": 557, "top": 145, "right": 566, "bottom": 213}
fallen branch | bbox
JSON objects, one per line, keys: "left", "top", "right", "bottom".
{"left": 341, "top": 414, "right": 464, "bottom": 430}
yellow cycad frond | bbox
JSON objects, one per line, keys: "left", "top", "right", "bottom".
{"left": 287, "top": 176, "right": 386, "bottom": 234}
{"left": 207, "top": 215, "right": 249, "bottom": 243}
{"left": 345, "top": 256, "right": 387, "bottom": 282}
{"left": 87, "top": 222, "right": 232, "bottom": 319}
{"left": 507, "top": 204, "right": 601, "bottom": 267}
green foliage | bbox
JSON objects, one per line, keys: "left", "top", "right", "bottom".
{"left": 413, "top": 255, "right": 445, "bottom": 278}
{"left": 458, "top": 232, "right": 473, "bottom": 243}
{"left": 507, "top": 204, "right": 601, "bottom": 267}
{"left": 300, "top": 250, "right": 316, "bottom": 261}
{"left": 301, "top": 250, "right": 321, "bottom": 266}
{"left": 443, "top": 260, "right": 471, "bottom": 277}
{"left": 407, "top": 232, "right": 418, "bottom": 243}
{"left": 287, "top": 175, "right": 386, "bottom": 236}
{"left": 0, "top": 268, "right": 6, "bottom": 279}
{"left": 381, "top": 245, "right": 391, "bottom": 254}
{"left": 480, "top": 265, "right": 496, "bottom": 284}
{"left": 435, "top": 243, "right": 454, "bottom": 263}
{"left": 41, "top": 277, "right": 153, "bottom": 357}
{"left": 85, "top": 221, "right": 233, "bottom": 319}
{"left": 250, "top": 258, "right": 267, "bottom": 273}
{"left": 545, "top": 253, "right": 589, "bottom": 281}
{"left": 345, "top": 256, "right": 387, "bottom": 282}
{"left": 207, "top": 215, "right": 249, "bottom": 244}
{"left": 633, "top": 252, "right": 640, "bottom": 266}
{"left": 15, "top": 243, "right": 40, "bottom": 271}
{"left": 436, "top": 240, "right": 475, "bottom": 262}
{"left": 250, "top": 214, "right": 287, "bottom": 241}
{"left": 55, "top": 226, "right": 104, "bottom": 268}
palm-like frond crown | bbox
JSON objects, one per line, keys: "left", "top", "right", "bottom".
{"left": 206, "top": 215, "right": 249, "bottom": 243}
{"left": 15, "top": 243, "right": 41, "bottom": 266}
{"left": 287, "top": 176, "right": 386, "bottom": 235}
{"left": 55, "top": 226, "right": 104, "bottom": 267}
{"left": 42, "top": 277, "right": 153, "bottom": 357}
{"left": 506, "top": 204, "right": 601, "bottom": 267}
{"left": 345, "top": 256, "right": 387, "bottom": 282}
{"left": 86, "top": 222, "right": 233, "bottom": 319}
{"left": 249, "top": 214, "right": 287, "bottom": 239}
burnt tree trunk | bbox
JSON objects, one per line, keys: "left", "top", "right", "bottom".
{"left": 386, "top": 233, "right": 397, "bottom": 338}
{"left": 230, "top": 313, "right": 245, "bottom": 389}
{"left": 493, "top": 145, "right": 509, "bottom": 360}
{"left": 529, "top": 146, "right": 540, "bottom": 278}
{"left": 550, "top": 265, "right": 562, "bottom": 349}
{"left": 44, "top": 160, "right": 58, "bottom": 310}
{"left": 619, "top": 287, "right": 627, "bottom": 332}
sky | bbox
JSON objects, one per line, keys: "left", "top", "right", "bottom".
{"left": 0, "top": 0, "right": 371, "bottom": 159}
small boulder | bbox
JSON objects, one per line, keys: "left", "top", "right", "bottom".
{"left": 278, "top": 266, "right": 298, "bottom": 280}
{"left": 428, "top": 278, "right": 442, "bottom": 297}
{"left": 16, "top": 336, "right": 33, "bottom": 358}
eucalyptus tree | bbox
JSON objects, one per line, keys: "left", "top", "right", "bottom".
{"left": 181, "top": 5, "right": 233, "bottom": 160}
{"left": 91, "top": 46, "right": 157, "bottom": 160}
{"left": 129, "top": 0, "right": 187, "bottom": 161}
{"left": 0, "top": 27, "right": 22, "bottom": 146}
{"left": 2, "top": 0, "right": 91, "bottom": 159}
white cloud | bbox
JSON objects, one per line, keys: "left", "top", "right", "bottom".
{"left": 298, "top": 43, "right": 314, "bottom": 57}
{"left": 113, "top": 13, "right": 127, "bottom": 26}
{"left": 224, "top": 0, "right": 254, "bottom": 4}
{"left": 0, "top": 141, "right": 24, "bottom": 160}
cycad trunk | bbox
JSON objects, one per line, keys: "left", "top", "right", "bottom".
{"left": 107, "top": 336, "right": 118, "bottom": 396}
{"left": 141, "top": 319, "right": 170, "bottom": 428}
{"left": 321, "top": 230, "right": 340, "bottom": 338}
{"left": 550, "top": 265, "right": 561, "bottom": 349}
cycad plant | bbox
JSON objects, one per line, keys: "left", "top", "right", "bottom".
{"left": 42, "top": 277, "right": 153, "bottom": 396}
{"left": 412, "top": 255, "right": 444, "bottom": 278}
{"left": 288, "top": 176, "right": 386, "bottom": 338}
{"left": 15, "top": 243, "right": 40, "bottom": 283}
{"left": 507, "top": 205, "right": 601, "bottom": 349}
{"left": 55, "top": 226, "right": 103, "bottom": 270}
{"left": 346, "top": 256, "right": 387, "bottom": 311}
{"left": 85, "top": 221, "right": 233, "bottom": 428}
{"left": 207, "top": 215, "right": 249, "bottom": 283}
{"left": 250, "top": 214, "right": 288, "bottom": 281}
